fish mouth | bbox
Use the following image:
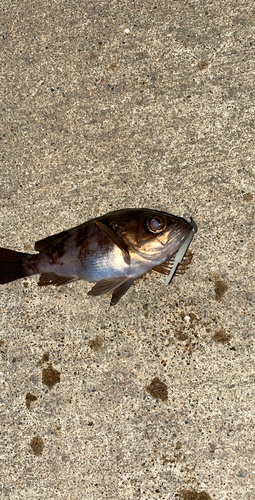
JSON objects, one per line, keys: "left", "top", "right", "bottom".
{"left": 165, "top": 218, "right": 197, "bottom": 285}
{"left": 157, "top": 221, "right": 191, "bottom": 252}
{"left": 190, "top": 217, "right": 198, "bottom": 234}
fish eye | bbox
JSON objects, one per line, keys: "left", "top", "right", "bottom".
{"left": 147, "top": 215, "right": 167, "bottom": 234}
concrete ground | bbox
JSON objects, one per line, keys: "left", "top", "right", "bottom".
{"left": 0, "top": 1, "right": 254, "bottom": 499}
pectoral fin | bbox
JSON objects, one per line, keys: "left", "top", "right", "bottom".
{"left": 153, "top": 250, "right": 193, "bottom": 276}
{"left": 95, "top": 221, "right": 130, "bottom": 265}
{"left": 87, "top": 277, "right": 128, "bottom": 297}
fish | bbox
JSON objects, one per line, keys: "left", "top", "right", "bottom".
{"left": 0, "top": 208, "right": 197, "bottom": 305}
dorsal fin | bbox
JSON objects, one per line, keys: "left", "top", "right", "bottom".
{"left": 35, "top": 229, "right": 70, "bottom": 252}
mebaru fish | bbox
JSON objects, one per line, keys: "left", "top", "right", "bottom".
{"left": 0, "top": 208, "right": 197, "bottom": 305}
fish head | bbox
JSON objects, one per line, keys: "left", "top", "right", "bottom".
{"left": 99, "top": 209, "right": 193, "bottom": 264}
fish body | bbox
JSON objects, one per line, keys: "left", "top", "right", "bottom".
{"left": 0, "top": 208, "right": 196, "bottom": 305}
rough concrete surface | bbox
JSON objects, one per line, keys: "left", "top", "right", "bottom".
{"left": 0, "top": 1, "right": 254, "bottom": 499}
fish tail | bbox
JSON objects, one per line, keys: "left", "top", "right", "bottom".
{"left": 0, "top": 247, "right": 35, "bottom": 284}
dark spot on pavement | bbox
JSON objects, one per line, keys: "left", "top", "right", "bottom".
{"left": 212, "top": 328, "right": 231, "bottom": 343}
{"left": 145, "top": 377, "right": 168, "bottom": 401}
{"left": 177, "top": 489, "right": 212, "bottom": 500}
{"left": 30, "top": 436, "right": 44, "bottom": 457}
{"left": 40, "top": 352, "right": 50, "bottom": 363}
{"left": 42, "top": 365, "right": 60, "bottom": 389}
{"left": 197, "top": 61, "right": 209, "bottom": 70}
{"left": 143, "top": 303, "right": 149, "bottom": 318}
{"left": 209, "top": 443, "right": 216, "bottom": 453}
{"left": 243, "top": 193, "right": 253, "bottom": 202}
{"left": 213, "top": 276, "right": 228, "bottom": 301}
{"left": 89, "top": 336, "right": 103, "bottom": 351}
{"left": 174, "top": 329, "right": 189, "bottom": 341}
{"left": 25, "top": 393, "right": 38, "bottom": 409}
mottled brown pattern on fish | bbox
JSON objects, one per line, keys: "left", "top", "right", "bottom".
{"left": 46, "top": 233, "right": 70, "bottom": 265}
{"left": 76, "top": 222, "right": 113, "bottom": 263}
{"left": 75, "top": 223, "right": 91, "bottom": 263}
{"left": 35, "top": 229, "right": 71, "bottom": 252}
{"left": 24, "top": 254, "right": 40, "bottom": 275}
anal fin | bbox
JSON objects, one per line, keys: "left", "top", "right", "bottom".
{"left": 38, "top": 272, "right": 78, "bottom": 286}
